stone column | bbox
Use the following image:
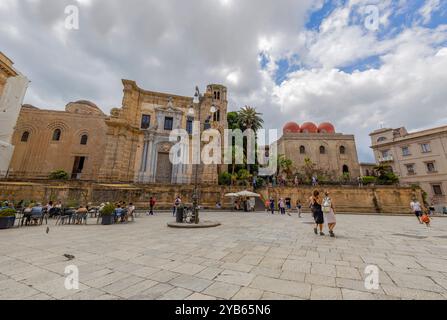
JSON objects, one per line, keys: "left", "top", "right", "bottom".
{"left": 0, "top": 74, "right": 29, "bottom": 177}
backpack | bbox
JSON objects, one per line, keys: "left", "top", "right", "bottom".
{"left": 322, "top": 197, "right": 332, "bottom": 214}
{"left": 421, "top": 214, "right": 430, "bottom": 224}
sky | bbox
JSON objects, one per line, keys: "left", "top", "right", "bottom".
{"left": 1, "top": 0, "right": 446, "bottom": 162}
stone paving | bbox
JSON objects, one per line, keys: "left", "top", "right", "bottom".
{"left": 0, "top": 211, "right": 447, "bottom": 300}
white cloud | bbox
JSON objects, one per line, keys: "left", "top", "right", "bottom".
{"left": 0, "top": 0, "right": 446, "bottom": 163}
{"left": 419, "top": 0, "right": 441, "bottom": 24}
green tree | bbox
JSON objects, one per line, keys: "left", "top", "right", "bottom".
{"left": 303, "top": 157, "right": 316, "bottom": 182}
{"left": 218, "top": 172, "right": 232, "bottom": 186}
{"left": 238, "top": 106, "right": 264, "bottom": 132}
{"left": 277, "top": 154, "right": 294, "bottom": 178}
{"left": 227, "top": 111, "right": 240, "bottom": 130}
{"left": 374, "top": 164, "right": 399, "bottom": 185}
{"left": 238, "top": 106, "right": 264, "bottom": 174}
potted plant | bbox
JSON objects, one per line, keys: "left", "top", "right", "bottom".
{"left": 100, "top": 203, "right": 115, "bottom": 225}
{"left": 0, "top": 208, "right": 17, "bottom": 229}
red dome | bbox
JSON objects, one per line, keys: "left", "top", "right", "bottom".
{"left": 301, "top": 122, "right": 318, "bottom": 133}
{"left": 283, "top": 122, "right": 301, "bottom": 134}
{"left": 318, "top": 122, "right": 335, "bottom": 134}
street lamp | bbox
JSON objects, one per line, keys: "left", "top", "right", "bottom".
{"left": 189, "top": 87, "right": 218, "bottom": 224}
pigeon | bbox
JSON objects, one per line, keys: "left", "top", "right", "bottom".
{"left": 63, "top": 254, "right": 75, "bottom": 261}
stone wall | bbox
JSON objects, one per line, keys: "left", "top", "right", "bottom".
{"left": 0, "top": 181, "right": 423, "bottom": 214}
{"left": 0, "top": 181, "right": 245, "bottom": 209}
{"left": 258, "top": 185, "right": 424, "bottom": 214}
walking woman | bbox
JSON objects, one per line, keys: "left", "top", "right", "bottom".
{"left": 296, "top": 200, "right": 302, "bottom": 218}
{"left": 279, "top": 198, "right": 286, "bottom": 215}
{"left": 310, "top": 190, "right": 325, "bottom": 236}
{"left": 322, "top": 191, "right": 337, "bottom": 237}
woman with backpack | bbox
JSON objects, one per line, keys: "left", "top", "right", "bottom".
{"left": 310, "top": 190, "right": 325, "bottom": 236}
{"left": 322, "top": 191, "right": 336, "bottom": 237}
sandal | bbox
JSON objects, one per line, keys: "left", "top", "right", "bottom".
{"left": 330, "top": 231, "right": 335, "bottom": 238}
{"left": 320, "top": 232, "right": 325, "bottom": 236}
{"left": 314, "top": 228, "right": 318, "bottom": 235}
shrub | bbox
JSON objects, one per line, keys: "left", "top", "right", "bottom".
{"left": 101, "top": 203, "right": 115, "bottom": 216}
{"left": 218, "top": 172, "right": 232, "bottom": 186}
{"left": 0, "top": 208, "right": 17, "bottom": 217}
{"left": 377, "top": 172, "right": 399, "bottom": 185}
{"left": 237, "top": 169, "right": 251, "bottom": 181}
{"left": 255, "top": 176, "right": 265, "bottom": 188}
{"left": 362, "top": 176, "right": 377, "bottom": 185}
{"left": 49, "top": 169, "right": 69, "bottom": 180}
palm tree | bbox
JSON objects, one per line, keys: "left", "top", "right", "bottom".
{"left": 238, "top": 106, "right": 264, "bottom": 132}
{"left": 238, "top": 106, "right": 264, "bottom": 173}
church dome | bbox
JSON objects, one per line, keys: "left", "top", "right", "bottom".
{"left": 318, "top": 122, "right": 336, "bottom": 134}
{"left": 283, "top": 122, "right": 301, "bottom": 134}
{"left": 301, "top": 122, "right": 318, "bottom": 133}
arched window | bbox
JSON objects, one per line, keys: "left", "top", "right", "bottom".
{"left": 340, "top": 146, "right": 346, "bottom": 154}
{"left": 80, "top": 134, "right": 88, "bottom": 145}
{"left": 377, "top": 137, "right": 387, "bottom": 143}
{"left": 320, "top": 146, "right": 326, "bottom": 154}
{"left": 21, "top": 131, "right": 30, "bottom": 142}
{"left": 52, "top": 129, "right": 61, "bottom": 141}
{"left": 213, "top": 109, "right": 221, "bottom": 122}
{"left": 300, "top": 146, "right": 306, "bottom": 154}
{"left": 343, "top": 165, "right": 350, "bottom": 174}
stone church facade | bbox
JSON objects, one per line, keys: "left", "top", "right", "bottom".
{"left": 277, "top": 121, "right": 361, "bottom": 180}
{"left": 8, "top": 80, "right": 228, "bottom": 184}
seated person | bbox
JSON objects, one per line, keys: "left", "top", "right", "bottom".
{"left": 22, "top": 204, "right": 33, "bottom": 226}
{"left": 75, "top": 206, "right": 88, "bottom": 224}
{"left": 114, "top": 205, "right": 124, "bottom": 222}
{"left": 126, "top": 203, "right": 136, "bottom": 222}
{"left": 30, "top": 203, "right": 43, "bottom": 225}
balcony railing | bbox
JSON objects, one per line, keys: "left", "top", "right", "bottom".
{"left": 379, "top": 155, "right": 394, "bottom": 163}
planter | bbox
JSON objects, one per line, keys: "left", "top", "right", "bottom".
{"left": 0, "top": 216, "right": 16, "bottom": 229}
{"left": 101, "top": 215, "right": 114, "bottom": 225}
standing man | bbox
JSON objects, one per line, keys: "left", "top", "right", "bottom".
{"left": 410, "top": 198, "right": 424, "bottom": 224}
{"left": 269, "top": 198, "right": 275, "bottom": 215}
{"left": 173, "top": 196, "right": 181, "bottom": 217}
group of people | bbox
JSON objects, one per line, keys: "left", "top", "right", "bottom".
{"left": 309, "top": 190, "right": 337, "bottom": 237}
{"left": 234, "top": 198, "right": 255, "bottom": 212}
{"left": 264, "top": 190, "right": 337, "bottom": 237}
{"left": 100, "top": 202, "right": 136, "bottom": 223}
{"left": 265, "top": 198, "right": 303, "bottom": 217}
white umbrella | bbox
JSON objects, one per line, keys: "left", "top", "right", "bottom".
{"left": 225, "top": 193, "right": 239, "bottom": 197}
{"left": 236, "top": 190, "right": 261, "bottom": 197}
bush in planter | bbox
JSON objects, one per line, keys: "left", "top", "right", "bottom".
{"left": 0, "top": 208, "right": 16, "bottom": 217}
{"left": 0, "top": 208, "right": 17, "bottom": 229}
{"left": 100, "top": 203, "right": 115, "bottom": 225}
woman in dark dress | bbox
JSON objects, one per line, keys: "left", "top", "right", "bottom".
{"left": 310, "top": 190, "right": 325, "bottom": 236}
